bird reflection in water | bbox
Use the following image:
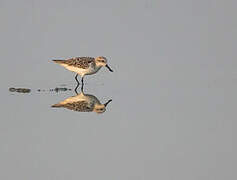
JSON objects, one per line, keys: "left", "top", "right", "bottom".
{"left": 51, "top": 83, "right": 112, "bottom": 114}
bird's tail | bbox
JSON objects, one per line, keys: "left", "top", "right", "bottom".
{"left": 51, "top": 103, "right": 63, "bottom": 108}
{"left": 52, "top": 59, "right": 66, "bottom": 64}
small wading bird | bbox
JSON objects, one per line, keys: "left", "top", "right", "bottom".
{"left": 51, "top": 85, "right": 112, "bottom": 114}
{"left": 52, "top": 56, "right": 113, "bottom": 84}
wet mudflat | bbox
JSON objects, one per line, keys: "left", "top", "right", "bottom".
{"left": 0, "top": 1, "right": 237, "bottom": 180}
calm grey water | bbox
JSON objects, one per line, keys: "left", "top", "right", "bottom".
{"left": 0, "top": 0, "right": 237, "bottom": 180}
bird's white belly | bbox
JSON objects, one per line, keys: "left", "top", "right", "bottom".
{"left": 63, "top": 65, "right": 100, "bottom": 76}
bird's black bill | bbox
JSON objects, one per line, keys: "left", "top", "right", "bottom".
{"left": 104, "top": 99, "right": 112, "bottom": 107}
{"left": 105, "top": 64, "right": 113, "bottom": 72}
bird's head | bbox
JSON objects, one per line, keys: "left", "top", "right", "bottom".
{"left": 93, "top": 99, "right": 112, "bottom": 114}
{"left": 95, "top": 56, "right": 113, "bottom": 72}
{"left": 94, "top": 104, "right": 106, "bottom": 114}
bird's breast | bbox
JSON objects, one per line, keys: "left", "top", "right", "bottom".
{"left": 85, "top": 65, "right": 101, "bottom": 75}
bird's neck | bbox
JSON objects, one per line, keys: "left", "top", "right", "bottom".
{"left": 94, "top": 64, "right": 102, "bottom": 72}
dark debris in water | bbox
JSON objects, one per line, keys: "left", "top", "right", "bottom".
{"left": 9, "top": 88, "right": 31, "bottom": 93}
{"left": 49, "top": 87, "right": 72, "bottom": 92}
{"left": 10, "top": 87, "right": 72, "bottom": 93}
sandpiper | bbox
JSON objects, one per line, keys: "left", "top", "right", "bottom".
{"left": 51, "top": 87, "right": 112, "bottom": 113}
{"left": 52, "top": 56, "right": 113, "bottom": 84}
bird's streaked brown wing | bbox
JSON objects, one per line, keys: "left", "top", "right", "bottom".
{"left": 65, "top": 57, "right": 95, "bottom": 69}
{"left": 52, "top": 101, "right": 93, "bottom": 112}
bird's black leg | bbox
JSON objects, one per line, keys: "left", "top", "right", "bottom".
{"left": 75, "top": 74, "right": 79, "bottom": 84}
{"left": 79, "top": 77, "right": 84, "bottom": 93}
{"left": 81, "top": 82, "right": 84, "bottom": 92}
{"left": 74, "top": 74, "right": 80, "bottom": 94}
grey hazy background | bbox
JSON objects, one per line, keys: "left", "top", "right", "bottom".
{"left": 0, "top": 0, "right": 236, "bottom": 179}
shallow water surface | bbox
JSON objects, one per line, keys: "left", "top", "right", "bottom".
{"left": 0, "top": 1, "right": 237, "bottom": 180}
